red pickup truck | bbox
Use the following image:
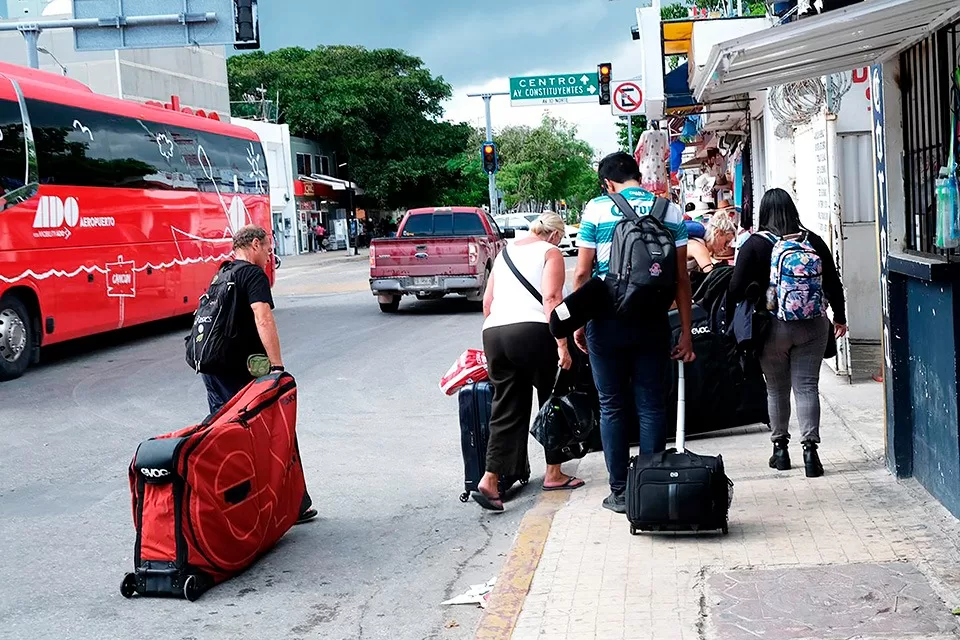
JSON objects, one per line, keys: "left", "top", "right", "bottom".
{"left": 369, "top": 207, "right": 512, "bottom": 313}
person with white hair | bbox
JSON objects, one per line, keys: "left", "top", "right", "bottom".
{"left": 687, "top": 212, "right": 738, "bottom": 272}
{"left": 472, "top": 211, "right": 584, "bottom": 511}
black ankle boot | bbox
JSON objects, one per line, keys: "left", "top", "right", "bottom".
{"left": 803, "top": 442, "right": 824, "bottom": 478}
{"left": 769, "top": 438, "right": 791, "bottom": 471}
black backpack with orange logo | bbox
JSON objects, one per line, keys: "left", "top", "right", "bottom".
{"left": 185, "top": 261, "right": 241, "bottom": 375}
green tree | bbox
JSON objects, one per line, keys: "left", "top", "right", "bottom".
{"left": 615, "top": 115, "right": 648, "bottom": 153}
{"left": 663, "top": 0, "right": 766, "bottom": 18}
{"left": 661, "top": 2, "right": 689, "bottom": 20}
{"left": 492, "top": 115, "right": 598, "bottom": 215}
{"left": 227, "top": 46, "right": 472, "bottom": 209}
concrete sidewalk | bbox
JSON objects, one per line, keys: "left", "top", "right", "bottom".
{"left": 278, "top": 247, "right": 369, "bottom": 270}
{"left": 483, "top": 369, "right": 960, "bottom": 640}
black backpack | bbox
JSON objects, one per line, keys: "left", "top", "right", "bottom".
{"left": 185, "top": 261, "right": 242, "bottom": 375}
{"left": 605, "top": 192, "right": 677, "bottom": 316}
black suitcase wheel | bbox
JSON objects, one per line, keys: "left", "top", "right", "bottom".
{"left": 120, "top": 573, "right": 137, "bottom": 599}
{"left": 722, "top": 522, "right": 729, "bottom": 535}
{"left": 182, "top": 575, "right": 202, "bottom": 602}
{"left": 459, "top": 492, "right": 470, "bottom": 503}
{"left": 629, "top": 525, "right": 638, "bottom": 536}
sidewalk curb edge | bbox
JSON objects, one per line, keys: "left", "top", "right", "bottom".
{"left": 473, "top": 488, "right": 572, "bottom": 640}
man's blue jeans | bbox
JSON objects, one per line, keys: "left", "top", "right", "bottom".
{"left": 587, "top": 313, "right": 671, "bottom": 494}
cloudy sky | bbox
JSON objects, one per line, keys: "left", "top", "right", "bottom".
{"left": 259, "top": 0, "right": 649, "bottom": 157}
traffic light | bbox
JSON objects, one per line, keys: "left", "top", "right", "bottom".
{"left": 234, "top": 0, "right": 261, "bottom": 50}
{"left": 598, "top": 62, "right": 612, "bottom": 105}
{"left": 481, "top": 141, "right": 499, "bottom": 174}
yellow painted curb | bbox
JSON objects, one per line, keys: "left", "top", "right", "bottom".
{"left": 474, "top": 490, "right": 571, "bottom": 640}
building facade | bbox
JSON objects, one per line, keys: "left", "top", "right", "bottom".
{"left": 0, "top": 0, "right": 230, "bottom": 116}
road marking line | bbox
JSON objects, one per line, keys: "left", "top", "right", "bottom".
{"left": 474, "top": 489, "right": 572, "bottom": 640}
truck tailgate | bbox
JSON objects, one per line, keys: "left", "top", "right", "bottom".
{"left": 371, "top": 238, "right": 479, "bottom": 277}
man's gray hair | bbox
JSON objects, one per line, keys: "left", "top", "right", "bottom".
{"left": 233, "top": 225, "right": 268, "bottom": 250}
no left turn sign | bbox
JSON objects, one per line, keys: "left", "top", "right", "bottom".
{"left": 612, "top": 81, "right": 643, "bottom": 116}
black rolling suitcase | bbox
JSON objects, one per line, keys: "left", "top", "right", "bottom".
{"left": 626, "top": 362, "right": 733, "bottom": 535}
{"left": 457, "top": 381, "right": 530, "bottom": 502}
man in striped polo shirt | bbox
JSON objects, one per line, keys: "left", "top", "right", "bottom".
{"left": 573, "top": 152, "right": 695, "bottom": 514}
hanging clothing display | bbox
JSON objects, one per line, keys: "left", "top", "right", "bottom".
{"left": 634, "top": 128, "right": 669, "bottom": 194}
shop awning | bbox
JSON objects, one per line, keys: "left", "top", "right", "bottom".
{"left": 694, "top": 0, "right": 960, "bottom": 102}
{"left": 303, "top": 174, "right": 365, "bottom": 196}
{"left": 665, "top": 63, "right": 698, "bottom": 112}
{"left": 662, "top": 19, "right": 694, "bottom": 56}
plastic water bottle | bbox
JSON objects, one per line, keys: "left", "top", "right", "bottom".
{"left": 935, "top": 169, "right": 959, "bottom": 250}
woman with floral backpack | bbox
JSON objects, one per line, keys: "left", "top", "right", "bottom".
{"left": 729, "top": 188, "right": 847, "bottom": 478}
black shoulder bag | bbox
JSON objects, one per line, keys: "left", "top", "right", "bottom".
{"left": 501, "top": 248, "right": 543, "bottom": 304}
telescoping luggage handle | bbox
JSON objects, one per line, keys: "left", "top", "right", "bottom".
{"left": 676, "top": 361, "right": 686, "bottom": 453}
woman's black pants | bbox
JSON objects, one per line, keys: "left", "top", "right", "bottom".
{"left": 482, "top": 322, "right": 562, "bottom": 475}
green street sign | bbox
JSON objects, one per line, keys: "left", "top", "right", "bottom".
{"left": 509, "top": 73, "right": 599, "bottom": 107}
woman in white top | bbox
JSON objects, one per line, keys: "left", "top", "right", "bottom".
{"left": 473, "top": 212, "right": 584, "bottom": 511}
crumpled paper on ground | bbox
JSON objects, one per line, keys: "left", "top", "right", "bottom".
{"left": 440, "top": 577, "right": 496, "bottom": 608}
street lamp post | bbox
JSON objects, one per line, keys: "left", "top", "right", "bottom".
{"left": 339, "top": 162, "right": 359, "bottom": 256}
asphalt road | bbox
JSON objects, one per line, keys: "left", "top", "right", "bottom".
{"left": 0, "top": 255, "right": 556, "bottom": 640}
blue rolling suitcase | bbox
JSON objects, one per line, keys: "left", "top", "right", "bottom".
{"left": 457, "top": 382, "right": 530, "bottom": 502}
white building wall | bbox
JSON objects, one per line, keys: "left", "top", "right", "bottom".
{"left": 231, "top": 119, "right": 299, "bottom": 257}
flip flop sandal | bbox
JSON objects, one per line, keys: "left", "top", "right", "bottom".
{"left": 471, "top": 491, "right": 504, "bottom": 512}
{"left": 295, "top": 508, "right": 319, "bottom": 524}
{"left": 542, "top": 476, "right": 585, "bottom": 492}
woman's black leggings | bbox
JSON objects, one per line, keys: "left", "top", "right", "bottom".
{"left": 482, "top": 322, "right": 561, "bottom": 475}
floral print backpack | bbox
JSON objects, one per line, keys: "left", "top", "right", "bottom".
{"left": 757, "top": 231, "right": 825, "bottom": 321}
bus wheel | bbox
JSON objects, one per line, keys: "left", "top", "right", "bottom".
{"left": 0, "top": 295, "right": 32, "bottom": 381}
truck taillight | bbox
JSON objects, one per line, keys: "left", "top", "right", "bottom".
{"left": 369, "top": 245, "right": 376, "bottom": 269}
{"left": 468, "top": 242, "right": 479, "bottom": 266}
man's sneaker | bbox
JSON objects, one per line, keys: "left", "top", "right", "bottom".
{"left": 803, "top": 442, "right": 824, "bottom": 478}
{"left": 769, "top": 438, "right": 791, "bottom": 471}
{"left": 295, "top": 508, "right": 319, "bottom": 525}
{"left": 602, "top": 491, "right": 626, "bottom": 514}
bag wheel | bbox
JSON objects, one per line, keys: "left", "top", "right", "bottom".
{"left": 182, "top": 575, "right": 201, "bottom": 602}
{"left": 459, "top": 492, "right": 469, "bottom": 503}
{"left": 722, "top": 522, "right": 729, "bottom": 535}
{"left": 120, "top": 573, "right": 137, "bottom": 599}
{"left": 629, "top": 525, "right": 638, "bottom": 536}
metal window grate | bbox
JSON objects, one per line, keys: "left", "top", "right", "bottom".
{"left": 900, "top": 21, "right": 960, "bottom": 257}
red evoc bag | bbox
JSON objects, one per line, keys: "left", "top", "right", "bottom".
{"left": 120, "top": 372, "right": 306, "bottom": 601}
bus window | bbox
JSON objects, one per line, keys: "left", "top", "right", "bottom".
{"left": 0, "top": 78, "right": 37, "bottom": 211}
{"left": 0, "top": 96, "right": 25, "bottom": 205}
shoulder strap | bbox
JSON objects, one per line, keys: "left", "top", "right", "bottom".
{"left": 757, "top": 231, "right": 778, "bottom": 245}
{"left": 650, "top": 197, "right": 669, "bottom": 222}
{"left": 608, "top": 192, "right": 640, "bottom": 224}
{"left": 501, "top": 248, "right": 543, "bottom": 304}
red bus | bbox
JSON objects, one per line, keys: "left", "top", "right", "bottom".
{"left": 0, "top": 63, "right": 273, "bottom": 381}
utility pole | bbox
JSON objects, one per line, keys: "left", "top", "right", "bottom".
{"left": 627, "top": 116, "right": 634, "bottom": 152}
{"left": 468, "top": 91, "right": 509, "bottom": 216}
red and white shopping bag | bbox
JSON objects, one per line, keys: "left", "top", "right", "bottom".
{"left": 439, "top": 349, "right": 488, "bottom": 396}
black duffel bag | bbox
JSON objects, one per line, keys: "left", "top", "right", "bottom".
{"left": 530, "top": 362, "right": 602, "bottom": 464}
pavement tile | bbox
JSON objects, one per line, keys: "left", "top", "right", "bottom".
{"left": 508, "top": 373, "right": 960, "bottom": 640}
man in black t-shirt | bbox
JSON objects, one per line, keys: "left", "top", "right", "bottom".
{"left": 201, "top": 225, "right": 317, "bottom": 524}
{"left": 201, "top": 226, "right": 283, "bottom": 410}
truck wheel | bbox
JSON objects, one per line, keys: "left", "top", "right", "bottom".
{"left": 467, "top": 268, "right": 490, "bottom": 307}
{"left": 0, "top": 295, "right": 32, "bottom": 382}
{"left": 379, "top": 297, "right": 400, "bottom": 313}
